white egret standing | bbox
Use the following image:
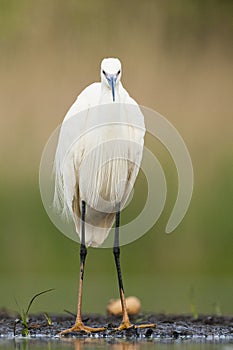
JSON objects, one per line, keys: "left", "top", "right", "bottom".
{"left": 54, "top": 58, "right": 154, "bottom": 333}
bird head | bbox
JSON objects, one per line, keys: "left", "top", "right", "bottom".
{"left": 101, "top": 58, "right": 122, "bottom": 102}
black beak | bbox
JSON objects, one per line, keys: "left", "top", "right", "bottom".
{"left": 107, "top": 75, "right": 117, "bottom": 102}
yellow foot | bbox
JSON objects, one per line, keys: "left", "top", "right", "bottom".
{"left": 115, "top": 322, "right": 155, "bottom": 331}
{"left": 115, "top": 320, "right": 133, "bottom": 331}
{"left": 59, "top": 322, "right": 106, "bottom": 335}
{"left": 135, "top": 323, "right": 155, "bottom": 329}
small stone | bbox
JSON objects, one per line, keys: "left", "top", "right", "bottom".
{"left": 107, "top": 296, "right": 141, "bottom": 315}
{"left": 145, "top": 328, "right": 153, "bottom": 337}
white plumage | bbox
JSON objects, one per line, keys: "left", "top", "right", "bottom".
{"left": 54, "top": 58, "right": 145, "bottom": 247}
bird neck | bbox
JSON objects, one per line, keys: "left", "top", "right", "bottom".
{"left": 100, "top": 82, "right": 121, "bottom": 103}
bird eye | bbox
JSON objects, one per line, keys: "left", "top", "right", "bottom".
{"left": 102, "top": 70, "right": 106, "bottom": 76}
{"left": 117, "top": 70, "right": 121, "bottom": 75}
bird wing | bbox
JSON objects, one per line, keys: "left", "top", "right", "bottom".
{"left": 53, "top": 83, "right": 101, "bottom": 220}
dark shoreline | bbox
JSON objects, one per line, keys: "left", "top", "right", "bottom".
{"left": 0, "top": 311, "right": 232, "bottom": 341}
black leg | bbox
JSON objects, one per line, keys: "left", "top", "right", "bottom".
{"left": 80, "top": 200, "right": 87, "bottom": 281}
{"left": 113, "top": 203, "right": 131, "bottom": 328}
{"left": 113, "top": 203, "right": 124, "bottom": 291}
{"left": 76, "top": 200, "right": 87, "bottom": 323}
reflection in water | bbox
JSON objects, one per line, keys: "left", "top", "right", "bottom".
{"left": 3, "top": 338, "right": 142, "bottom": 350}
{"left": 0, "top": 338, "right": 232, "bottom": 350}
{"left": 65, "top": 338, "right": 141, "bottom": 350}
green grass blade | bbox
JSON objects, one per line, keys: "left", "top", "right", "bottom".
{"left": 25, "top": 288, "right": 54, "bottom": 316}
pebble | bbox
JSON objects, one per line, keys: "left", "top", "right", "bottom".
{"left": 107, "top": 296, "right": 141, "bottom": 315}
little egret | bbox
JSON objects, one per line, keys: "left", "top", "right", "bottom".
{"left": 54, "top": 58, "right": 154, "bottom": 334}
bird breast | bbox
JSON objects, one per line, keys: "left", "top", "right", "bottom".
{"left": 77, "top": 123, "right": 139, "bottom": 213}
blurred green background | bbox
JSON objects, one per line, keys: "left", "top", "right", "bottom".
{"left": 0, "top": 0, "right": 232, "bottom": 316}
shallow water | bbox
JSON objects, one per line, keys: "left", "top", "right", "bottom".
{"left": 0, "top": 339, "right": 233, "bottom": 350}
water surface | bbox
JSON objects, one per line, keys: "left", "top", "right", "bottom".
{"left": 0, "top": 339, "right": 232, "bottom": 350}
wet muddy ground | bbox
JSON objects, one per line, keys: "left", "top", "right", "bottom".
{"left": 0, "top": 311, "right": 232, "bottom": 341}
